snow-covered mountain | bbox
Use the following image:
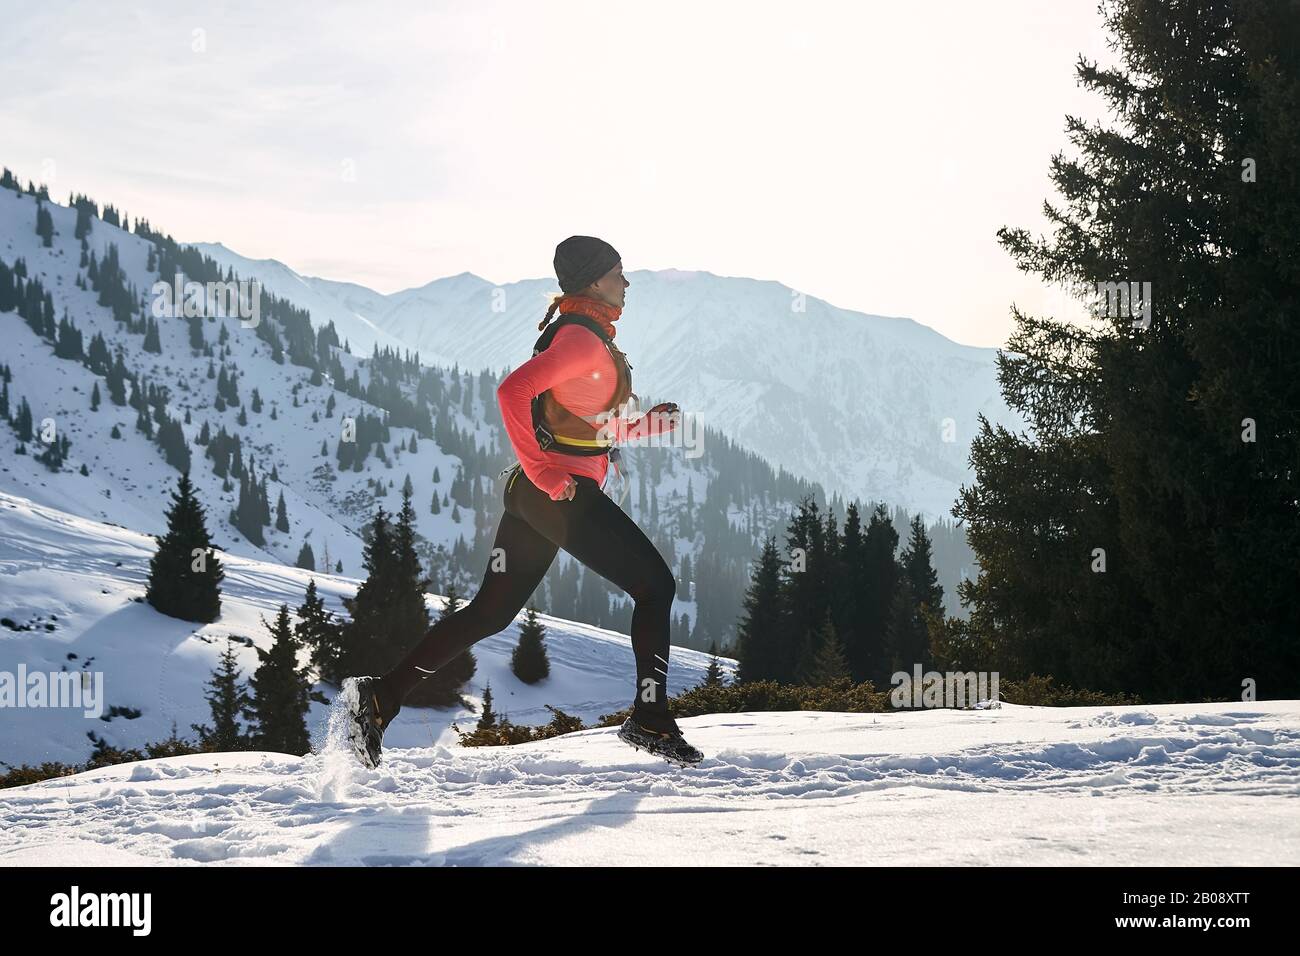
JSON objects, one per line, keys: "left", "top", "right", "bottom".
{"left": 191, "top": 244, "right": 1021, "bottom": 517}
{"left": 0, "top": 185, "right": 498, "bottom": 578}
{"left": 184, "top": 242, "right": 411, "bottom": 358}
{"left": 0, "top": 490, "right": 730, "bottom": 769}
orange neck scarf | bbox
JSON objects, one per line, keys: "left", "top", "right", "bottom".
{"left": 550, "top": 294, "right": 622, "bottom": 340}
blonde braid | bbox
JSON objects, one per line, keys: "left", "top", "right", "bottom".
{"left": 537, "top": 293, "right": 565, "bottom": 331}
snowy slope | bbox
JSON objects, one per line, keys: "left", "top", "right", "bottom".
{"left": 0, "top": 186, "right": 500, "bottom": 577}
{"left": 0, "top": 492, "right": 730, "bottom": 769}
{"left": 1, "top": 701, "right": 1296, "bottom": 866}
{"left": 190, "top": 246, "right": 1023, "bottom": 517}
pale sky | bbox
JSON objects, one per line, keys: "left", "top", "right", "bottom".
{"left": 0, "top": 0, "right": 1114, "bottom": 347}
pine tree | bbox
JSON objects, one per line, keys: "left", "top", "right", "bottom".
{"left": 885, "top": 576, "right": 927, "bottom": 676}
{"left": 899, "top": 515, "right": 943, "bottom": 613}
{"left": 145, "top": 472, "right": 224, "bottom": 622}
{"left": 297, "top": 579, "right": 344, "bottom": 682}
{"left": 106, "top": 351, "right": 128, "bottom": 405}
{"left": 275, "top": 490, "right": 290, "bottom": 533}
{"left": 142, "top": 317, "right": 161, "bottom": 353}
{"left": 734, "top": 536, "right": 786, "bottom": 683}
{"left": 476, "top": 681, "right": 498, "bottom": 730}
{"left": 510, "top": 605, "right": 550, "bottom": 684}
{"left": 248, "top": 605, "right": 312, "bottom": 755}
{"left": 14, "top": 396, "right": 34, "bottom": 442}
{"left": 858, "top": 504, "right": 899, "bottom": 685}
{"left": 90, "top": 381, "right": 100, "bottom": 411}
{"left": 886, "top": 516, "right": 942, "bottom": 674}
{"left": 777, "top": 497, "right": 836, "bottom": 684}
{"left": 296, "top": 541, "right": 316, "bottom": 570}
{"left": 701, "top": 641, "right": 726, "bottom": 688}
{"left": 135, "top": 404, "right": 154, "bottom": 439}
{"left": 797, "top": 609, "right": 851, "bottom": 685}
{"left": 232, "top": 472, "right": 265, "bottom": 546}
{"left": 191, "top": 638, "right": 253, "bottom": 750}
{"left": 958, "top": 0, "right": 1300, "bottom": 698}
{"left": 339, "top": 502, "right": 430, "bottom": 680}
{"left": 35, "top": 204, "right": 53, "bottom": 246}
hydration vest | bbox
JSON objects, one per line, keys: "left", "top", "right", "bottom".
{"left": 530, "top": 313, "right": 636, "bottom": 458}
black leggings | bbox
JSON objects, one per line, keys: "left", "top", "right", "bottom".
{"left": 379, "top": 465, "right": 676, "bottom": 717}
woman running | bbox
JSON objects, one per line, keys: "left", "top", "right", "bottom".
{"left": 343, "top": 236, "right": 703, "bottom": 769}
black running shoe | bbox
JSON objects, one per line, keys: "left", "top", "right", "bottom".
{"left": 342, "top": 676, "right": 388, "bottom": 769}
{"left": 617, "top": 709, "right": 704, "bottom": 767}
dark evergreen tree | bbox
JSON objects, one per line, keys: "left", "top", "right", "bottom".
{"left": 476, "top": 681, "right": 498, "bottom": 730}
{"left": 510, "top": 605, "right": 550, "bottom": 684}
{"left": 106, "top": 351, "right": 128, "bottom": 405}
{"left": 297, "top": 579, "right": 345, "bottom": 682}
{"left": 884, "top": 576, "right": 923, "bottom": 675}
{"left": 55, "top": 314, "right": 84, "bottom": 360}
{"left": 248, "top": 605, "right": 312, "bottom": 755}
{"left": 145, "top": 472, "right": 224, "bottom": 622}
{"left": 797, "top": 609, "right": 851, "bottom": 685}
{"left": 232, "top": 472, "right": 265, "bottom": 546}
{"left": 14, "top": 396, "right": 34, "bottom": 442}
{"left": 74, "top": 201, "right": 93, "bottom": 240}
{"left": 858, "top": 504, "right": 899, "bottom": 685}
{"left": 702, "top": 641, "right": 726, "bottom": 688}
{"left": 35, "top": 204, "right": 53, "bottom": 246}
{"left": 886, "top": 515, "right": 942, "bottom": 674}
{"left": 339, "top": 503, "right": 429, "bottom": 681}
{"left": 734, "top": 536, "right": 786, "bottom": 683}
{"left": 191, "top": 638, "right": 253, "bottom": 751}
{"left": 142, "top": 317, "right": 162, "bottom": 353}
{"left": 954, "top": 0, "right": 1300, "bottom": 699}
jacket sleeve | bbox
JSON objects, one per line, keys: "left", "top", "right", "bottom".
{"left": 496, "top": 325, "right": 608, "bottom": 500}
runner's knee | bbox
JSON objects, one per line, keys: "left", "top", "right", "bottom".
{"left": 630, "top": 561, "right": 675, "bottom": 607}
{"left": 464, "top": 594, "right": 520, "bottom": 635}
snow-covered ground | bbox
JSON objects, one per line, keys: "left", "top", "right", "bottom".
{"left": 2, "top": 701, "right": 1297, "bottom": 866}
{"left": 0, "top": 490, "right": 727, "bottom": 769}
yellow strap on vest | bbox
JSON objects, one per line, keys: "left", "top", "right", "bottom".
{"left": 552, "top": 433, "right": 615, "bottom": 449}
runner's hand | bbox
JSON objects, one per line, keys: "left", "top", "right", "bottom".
{"left": 649, "top": 402, "right": 680, "bottom": 431}
{"left": 551, "top": 476, "right": 577, "bottom": 501}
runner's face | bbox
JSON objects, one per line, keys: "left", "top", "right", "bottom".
{"left": 588, "top": 262, "right": 629, "bottom": 309}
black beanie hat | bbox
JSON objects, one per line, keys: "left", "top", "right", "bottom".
{"left": 554, "top": 236, "right": 621, "bottom": 295}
